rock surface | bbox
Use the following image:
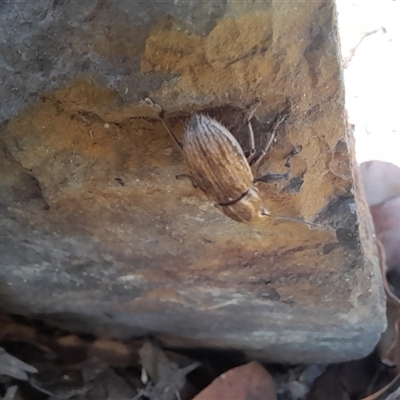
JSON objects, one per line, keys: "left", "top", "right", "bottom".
{"left": 0, "top": 0, "right": 385, "bottom": 363}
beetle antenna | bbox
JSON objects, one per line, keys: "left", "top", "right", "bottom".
{"left": 262, "top": 210, "right": 322, "bottom": 228}
{"left": 144, "top": 97, "right": 183, "bottom": 150}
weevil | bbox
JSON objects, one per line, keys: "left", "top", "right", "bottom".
{"left": 145, "top": 98, "right": 319, "bottom": 227}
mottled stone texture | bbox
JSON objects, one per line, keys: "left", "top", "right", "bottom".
{"left": 0, "top": 0, "right": 385, "bottom": 363}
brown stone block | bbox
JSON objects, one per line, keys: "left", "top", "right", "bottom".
{"left": 0, "top": 0, "right": 385, "bottom": 363}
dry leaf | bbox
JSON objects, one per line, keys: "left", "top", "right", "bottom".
{"left": 192, "top": 361, "right": 276, "bottom": 400}
{"left": 275, "top": 364, "right": 326, "bottom": 399}
{"left": 378, "top": 302, "right": 400, "bottom": 368}
{"left": 1, "top": 386, "right": 18, "bottom": 400}
{"left": 79, "top": 368, "right": 137, "bottom": 400}
{"left": 307, "top": 353, "right": 388, "bottom": 400}
{"left": 384, "top": 384, "right": 400, "bottom": 400}
{"left": 359, "top": 160, "right": 400, "bottom": 399}
{"left": 362, "top": 161, "right": 400, "bottom": 295}
{"left": 136, "top": 340, "right": 200, "bottom": 400}
{"left": 139, "top": 340, "right": 174, "bottom": 383}
{"left": 370, "top": 198, "right": 400, "bottom": 273}
{"left": 359, "top": 161, "right": 400, "bottom": 207}
{"left": 361, "top": 376, "right": 400, "bottom": 400}
{"left": 0, "top": 347, "right": 38, "bottom": 381}
{"left": 359, "top": 242, "right": 400, "bottom": 399}
{"left": 306, "top": 365, "right": 349, "bottom": 400}
{"left": 29, "top": 358, "right": 107, "bottom": 399}
{"left": 376, "top": 241, "right": 400, "bottom": 368}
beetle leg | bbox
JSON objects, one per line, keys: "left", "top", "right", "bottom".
{"left": 175, "top": 174, "right": 198, "bottom": 188}
{"left": 254, "top": 144, "right": 304, "bottom": 184}
{"left": 251, "top": 115, "right": 286, "bottom": 169}
{"left": 245, "top": 102, "right": 261, "bottom": 163}
{"left": 250, "top": 129, "right": 275, "bottom": 168}
{"left": 246, "top": 118, "right": 257, "bottom": 162}
{"left": 158, "top": 110, "right": 184, "bottom": 151}
{"left": 254, "top": 172, "right": 289, "bottom": 184}
{"left": 144, "top": 97, "right": 183, "bottom": 150}
{"left": 254, "top": 148, "right": 294, "bottom": 184}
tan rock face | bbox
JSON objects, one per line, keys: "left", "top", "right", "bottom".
{"left": 0, "top": 0, "right": 385, "bottom": 363}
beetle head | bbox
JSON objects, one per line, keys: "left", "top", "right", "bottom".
{"left": 215, "top": 187, "right": 269, "bottom": 223}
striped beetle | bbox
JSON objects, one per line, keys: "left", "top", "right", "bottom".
{"left": 146, "top": 98, "right": 318, "bottom": 227}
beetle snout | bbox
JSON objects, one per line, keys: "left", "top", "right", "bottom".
{"left": 261, "top": 207, "right": 271, "bottom": 217}
{"left": 214, "top": 187, "right": 268, "bottom": 223}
